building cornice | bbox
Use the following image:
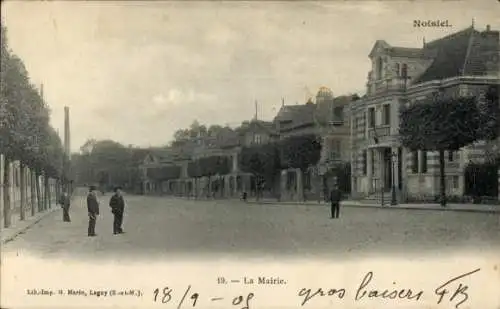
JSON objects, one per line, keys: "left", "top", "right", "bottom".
{"left": 406, "top": 75, "right": 500, "bottom": 96}
{"left": 354, "top": 75, "right": 499, "bottom": 108}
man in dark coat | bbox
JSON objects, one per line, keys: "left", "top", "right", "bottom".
{"left": 58, "top": 192, "right": 71, "bottom": 222}
{"left": 87, "top": 186, "right": 100, "bottom": 236}
{"left": 109, "top": 187, "right": 125, "bottom": 234}
{"left": 330, "top": 183, "right": 342, "bottom": 219}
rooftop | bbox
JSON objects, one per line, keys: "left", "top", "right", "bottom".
{"left": 414, "top": 25, "right": 498, "bottom": 83}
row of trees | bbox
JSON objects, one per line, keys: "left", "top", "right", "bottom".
{"left": 1, "top": 25, "right": 68, "bottom": 227}
{"left": 172, "top": 120, "right": 235, "bottom": 146}
{"left": 181, "top": 134, "right": 322, "bottom": 188}
{"left": 160, "top": 134, "right": 322, "bottom": 198}
{"left": 239, "top": 134, "right": 322, "bottom": 191}
{"left": 399, "top": 85, "right": 499, "bottom": 206}
{"left": 71, "top": 139, "right": 150, "bottom": 192}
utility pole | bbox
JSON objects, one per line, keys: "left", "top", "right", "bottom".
{"left": 63, "top": 106, "right": 71, "bottom": 194}
{"left": 254, "top": 100, "right": 258, "bottom": 121}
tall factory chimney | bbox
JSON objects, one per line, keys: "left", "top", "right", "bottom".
{"left": 64, "top": 106, "right": 70, "bottom": 159}
{"left": 63, "top": 106, "right": 71, "bottom": 193}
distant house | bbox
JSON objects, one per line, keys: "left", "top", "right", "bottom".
{"left": 274, "top": 101, "right": 317, "bottom": 138}
{"left": 272, "top": 88, "right": 357, "bottom": 201}
{"left": 237, "top": 120, "right": 279, "bottom": 146}
{"left": 139, "top": 147, "right": 189, "bottom": 195}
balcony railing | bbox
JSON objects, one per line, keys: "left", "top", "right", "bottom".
{"left": 328, "top": 119, "right": 344, "bottom": 126}
{"left": 368, "top": 78, "right": 408, "bottom": 95}
{"left": 368, "top": 126, "right": 390, "bottom": 139}
{"left": 445, "top": 162, "right": 460, "bottom": 169}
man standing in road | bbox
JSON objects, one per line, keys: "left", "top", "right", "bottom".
{"left": 87, "top": 186, "right": 100, "bottom": 237}
{"left": 329, "top": 182, "right": 342, "bottom": 219}
{"left": 109, "top": 186, "right": 125, "bottom": 235}
{"left": 58, "top": 191, "right": 71, "bottom": 222}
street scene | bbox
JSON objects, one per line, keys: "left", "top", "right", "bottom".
{"left": 2, "top": 0, "right": 499, "bottom": 255}
{"left": 1, "top": 1, "right": 500, "bottom": 308}
{"left": 2, "top": 191, "right": 500, "bottom": 261}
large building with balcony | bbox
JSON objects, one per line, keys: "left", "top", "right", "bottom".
{"left": 350, "top": 25, "right": 499, "bottom": 202}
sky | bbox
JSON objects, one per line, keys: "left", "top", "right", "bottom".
{"left": 2, "top": 0, "right": 498, "bottom": 152}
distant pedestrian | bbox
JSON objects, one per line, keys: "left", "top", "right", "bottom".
{"left": 58, "top": 191, "right": 71, "bottom": 222}
{"left": 329, "top": 183, "right": 342, "bottom": 219}
{"left": 109, "top": 187, "right": 125, "bottom": 235}
{"left": 87, "top": 186, "right": 100, "bottom": 237}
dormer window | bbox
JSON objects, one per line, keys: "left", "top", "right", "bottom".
{"left": 254, "top": 134, "right": 262, "bottom": 144}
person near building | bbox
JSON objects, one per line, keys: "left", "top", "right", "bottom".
{"left": 109, "top": 186, "right": 125, "bottom": 234}
{"left": 58, "top": 191, "right": 71, "bottom": 222}
{"left": 87, "top": 186, "right": 100, "bottom": 236}
{"left": 329, "top": 182, "right": 343, "bottom": 219}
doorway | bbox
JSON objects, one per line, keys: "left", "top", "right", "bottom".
{"left": 383, "top": 148, "right": 392, "bottom": 191}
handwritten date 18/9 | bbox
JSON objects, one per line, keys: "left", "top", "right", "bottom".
{"left": 153, "top": 286, "right": 254, "bottom": 309}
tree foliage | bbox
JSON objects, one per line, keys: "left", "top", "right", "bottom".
{"left": 399, "top": 96, "right": 481, "bottom": 151}
{"left": 0, "top": 25, "right": 64, "bottom": 178}
{"left": 146, "top": 165, "right": 181, "bottom": 181}
{"left": 478, "top": 85, "right": 499, "bottom": 141}
{"left": 279, "top": 134, "right": 322, "bottom": 171}
{"left": 187, "top": 160, "right": 202, "bottom": 178}
{"left": 188, "top": 156, "right": 230, "bottom": 178}
{"left": 172, "top": 120, "right": 235, "bottom": 145}
{"left": 72, "top": 139, "right": 139, "bottom": 188}
{"left": 399, "top": 94, "right": 483, "bottom": 206}
{"left": 464, "top": 160, "right": 499, "bottom": 199}
{"left": 239, "top": 143, "right": 280, "bottom": 186}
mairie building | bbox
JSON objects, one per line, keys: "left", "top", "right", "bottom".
{"left": 350, "top": 24, "right": 499, "bottom": 203}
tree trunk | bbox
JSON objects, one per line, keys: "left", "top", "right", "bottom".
{"left": 20, "top": 162, "right": 26, "bottom": 221}
{"left": 55, "top": 179, "right": 59, "bottom": 204}
{"left": 44, "top": 174, "right": 49, "bottom": 210}
{"left": 30, "top": 170, "right": 36, "bottom": 216}
{"left": 207, "top": 175, "right": 211, "bottom": 199}
{"left": 36, "top": 172, "right": 42, "bottom": 212}
{"left": 3, "top": 157, "right": 11, "bottom": 228}
{"left": 25, "top": 167, "right": 30, "bottom": 215}
{"left": 47, "top": 177, "right": 52, "bottom": 209}
{"left": 439, "top": 149, "right": 447, "bottom": 207}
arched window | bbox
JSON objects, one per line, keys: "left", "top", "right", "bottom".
{"left": 377, "top": 57, "right": 383, "bottom": 79}
{"left": 401, "top": 63, "right": 408, "bottom": 79}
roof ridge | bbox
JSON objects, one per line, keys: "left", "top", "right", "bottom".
{"left": 425, "top": 26, "right": 476, "bottom": 47}
{"left": 461, "top": 29, "right": 476, "bottom": 76}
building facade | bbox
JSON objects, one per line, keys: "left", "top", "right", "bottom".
{"left": 273, "top": 88, "right": 356, "bottom": 201}
{"left": 350, "top": 25, "right": 500, "bottom": 202}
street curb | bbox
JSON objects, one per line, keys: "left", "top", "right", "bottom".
{"left": 155, "top": 196, "right": 500, "bottom": 214}
{"left": 244, "top": 201, "right": 500, "bottom": 214}
{"left": 1, "top": 207, "right": 61, "bottom": 245}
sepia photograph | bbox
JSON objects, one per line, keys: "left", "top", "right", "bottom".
{"left": 1, "top": 1, "right": 499, "bottom": 308}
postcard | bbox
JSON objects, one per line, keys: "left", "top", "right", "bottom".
{"left": 1, "top": 1, "right": 499, "bottom": 308}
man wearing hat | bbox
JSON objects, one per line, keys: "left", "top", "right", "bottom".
{"left": 329, "top": 179, "right": 342, "bottom": 219}
{"left": 86, "top": 186, "right": 100, "bottom": 236}
{"left": 58, "top": 191, "right": 71, "bottom": 222}
{"left": 109, "top": 186, "right": 125, "bottom": 234}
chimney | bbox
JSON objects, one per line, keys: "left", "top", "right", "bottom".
{"left": 64, "top": 106, "right": 71, "bottom": 160}
{"left": 486, "top": 24, "right": 491, "bottom": 31}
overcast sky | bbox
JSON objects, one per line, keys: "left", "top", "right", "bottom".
{"left": 2, "top": 1, "right": 498, "bottom": 152}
